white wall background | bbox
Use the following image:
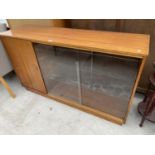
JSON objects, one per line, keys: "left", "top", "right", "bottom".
{"left": 0, "top": 20, "right": 12, "bottom": 76}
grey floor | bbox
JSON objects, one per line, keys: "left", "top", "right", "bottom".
{"left": 0, "top": 74, "right": 155, "bottom": 135}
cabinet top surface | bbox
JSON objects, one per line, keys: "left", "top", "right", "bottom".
{"left": 0, "top": 26, "right": 150, "bottom": 58}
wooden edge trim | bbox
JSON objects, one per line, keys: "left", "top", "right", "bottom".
{"left": 30, "top": 41, "right": 48, "bottom": 93}
{"left": 0, "top": 36, "right": 146, "bottom": 59}
{"left": 124, "top": 57, "right": 147, "bottom": 123}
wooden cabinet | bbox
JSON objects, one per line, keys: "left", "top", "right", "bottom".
{"left": 1, "top": 37, "right": 47, "bottom": 93}
{"left": 0, "top": 26, "right": 149, "bottom": 125}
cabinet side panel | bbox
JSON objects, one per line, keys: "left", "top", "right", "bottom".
{"left": 1, "top": 37, "right": 31, "bottom": 88}
{"left": 1, "top": 37, "right": 47, "bottom": 93}
{"left": 124, "top": 57, "right": 146, "bottom": 123}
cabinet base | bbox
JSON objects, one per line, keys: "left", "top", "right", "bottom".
{"left": 26, "top": 87, "right": 124, "bottom": 125}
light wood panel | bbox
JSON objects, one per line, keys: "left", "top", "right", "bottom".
{"left": 7, "top": 19, "right": 65, "bottom": 29}
{"left": 0, "top": 26, "right": 150, "bottom": 58}
{"left": 1, "top": 37, "right": 47, "bottom": 93}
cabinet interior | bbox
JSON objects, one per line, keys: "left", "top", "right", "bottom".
{"left": 33, "top": 43, "right": 140, "bottom": 120}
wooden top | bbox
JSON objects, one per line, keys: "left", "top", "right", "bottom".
{"left": 0, "top": 26, "right": 150, "bottom": 58}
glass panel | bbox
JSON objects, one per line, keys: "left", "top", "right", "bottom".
{"left": 34, "top": 43, "right": 80, "bottom": 103}
{"left": 34, "top": 43, "right": 139, "bottom": 119}
{"left": 79, "top": 52, "right": 139, "bottom": 119}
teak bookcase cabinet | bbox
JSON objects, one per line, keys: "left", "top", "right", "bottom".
{"left": 0, "top": 26, "right": 150, "bottom": 125}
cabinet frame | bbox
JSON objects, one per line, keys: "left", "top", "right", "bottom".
{"left": 0, "top": 27, "right": 149, "bottom": 125}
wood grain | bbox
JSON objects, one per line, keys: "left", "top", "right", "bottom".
{"left": 0, "top": 26, "right": 150, "bottom": 58}
{"left": 1, "top": 37, "right": 47, "bottom": 93}
{"left": 7, "top": 19, "right": 65, "bottom": 29}
{"left": 66, "top": 19, "right": 116, "bottom": 31}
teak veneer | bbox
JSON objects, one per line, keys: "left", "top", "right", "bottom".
{"left": 0, "top": 26, "right": 150, "bottom": 125}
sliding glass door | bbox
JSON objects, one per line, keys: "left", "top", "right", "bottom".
{"left": 34, "top": 44, "right": 80, "bottom": 103}
{"left": 79, "top": 52, "right": 139, "bottom": 119}
{"left": 34, "top": 43, "right": 140, "bottom": 119}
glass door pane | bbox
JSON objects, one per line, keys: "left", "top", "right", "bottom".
{"left": 34, "top": 43, "right": 80, "bottom": 103}
{"left": 79, "top": 52, "right": 140, "bottom": 119}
